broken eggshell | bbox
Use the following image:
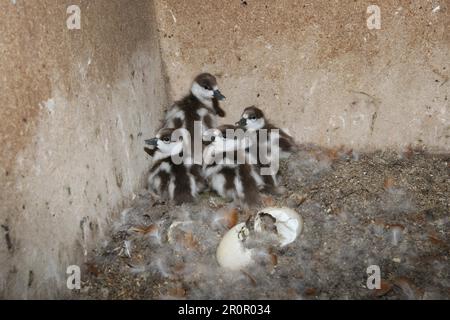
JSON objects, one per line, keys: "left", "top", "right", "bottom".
{"left": 216, "top": 207, "right": 303, "bottom": 270}
{"left": 216, "top": 222, "right": 253, "bottom": 270}
{"left": 254, "top": 207, "right": 303, "bottom": 247}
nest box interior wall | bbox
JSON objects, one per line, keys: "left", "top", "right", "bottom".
{"left": 0, "top": 0, "right": 167, "bottom": 298}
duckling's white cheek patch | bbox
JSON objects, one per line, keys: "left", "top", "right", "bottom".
{"left": 256, "top": 119, "right": 265, "bottom": 128}
{"left": 158, "top": 141, "right": 183, "bottom": 156}
{"left": 191, "top": 82, "right": 213, "bottom": 99}
{"left": 247, "top": 118, "right": 264, "bottom": 130}
{"left": 156, "top": 141, "right": 170, "bottom": 154}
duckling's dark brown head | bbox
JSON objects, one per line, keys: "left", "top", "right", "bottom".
{"left": 191, "top": 73, "right": 225, "bottom": 101}
{"left": 236, "top": 106, "right": 266, "bottom": 131}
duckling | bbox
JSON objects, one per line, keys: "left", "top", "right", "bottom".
{"left": 203, "top": 125, "right": 263, "bottom": 208}
{"left": 236, "top": 106, "right": 296, "bottom": 157}
{"left": 165, "top": 73, "right": 226, "bottom": 139}
{"left": 145, "top": 128, "right": 205, "bottom": 205}
{"left": 236, "top": 106, "right": 297, "bottom": 194}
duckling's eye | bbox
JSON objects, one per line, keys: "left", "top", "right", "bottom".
{"left": 203, "top": 86, "right": 211, "bottom": 90}
{"left": 210, "top": 136, "right": 215, "bottom": 142}
{"left": 249, "top": 116, "right": 256, "bottom": 120}
{"left": 162, "top": 136, "right": 170, "bottom": 143}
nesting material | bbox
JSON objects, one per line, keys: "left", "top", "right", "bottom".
{"left": 167, "top": 220, "right": 194, "bottom": 244}
{"left": 82, "top": 149, "right": 449, "bottom": 300}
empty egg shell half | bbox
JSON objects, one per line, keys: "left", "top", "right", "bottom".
{"left": 216, "top": 207, "right": 303, "bottom": 269}
{"left": 216, "top": 222, "right": 253, "bottom": 270}
{"left": 254, "top": 207, "right": 303, "bottom": 247}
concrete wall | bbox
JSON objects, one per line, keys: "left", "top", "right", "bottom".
{"left": 155, "top": 0, "right": 449, "bottom": 152}
{"left": 0, "top": 0, "right": 167, "bottom": 298}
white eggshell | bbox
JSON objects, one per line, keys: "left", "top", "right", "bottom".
{"left": 216, "top": 222, "right": 253, "bottom": 270}
{"left": 254, "top": 207, "right": 303, "bottom": 247}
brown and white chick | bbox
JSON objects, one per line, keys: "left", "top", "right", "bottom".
{"left": 236, "top": 106, "right": 297, "bottom": 194}
{"left": 203, "top": 125, "right": 263, "bottom": 209}
{"left": 144, "top": 128, "right": 205, "bottom": 205}
{"left": 164, "top": 73, "right": 226, "bottom": 137}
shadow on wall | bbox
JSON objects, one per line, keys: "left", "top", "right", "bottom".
{"left": 0, "top": 0, "right": 167, "bottom": 298}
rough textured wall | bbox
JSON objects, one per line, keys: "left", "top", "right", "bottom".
{"left": 155, "top": 0, "right": 449, "bottom": 152}
{"left": 0, "top": 0, "right": 166, "bottom": 298}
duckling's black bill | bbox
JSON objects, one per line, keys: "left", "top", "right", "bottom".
{"left": 236, "top": 118, "right": 247, "bottom": 127}
{"left": 145, "top": 138, "right": 158, "bottom": 146}
{"left": 213, "top": 89, "right": 226, "bottom": 100}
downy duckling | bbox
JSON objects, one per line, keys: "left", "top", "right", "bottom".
{"left": 165, "top": 73, "right": 226, "bottom": 138}
{"left": 203, "top": 125, "right": 263, "bottom": 208}
{"left": 236, "top": 106, "right": 297, "bottom": 194}
{"left": 145, "top": 128, "right": 205, "bottom": 205}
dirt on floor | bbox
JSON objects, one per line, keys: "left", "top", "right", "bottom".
{"left": 78, "top": 145, "right": 449, "bottom": 300}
